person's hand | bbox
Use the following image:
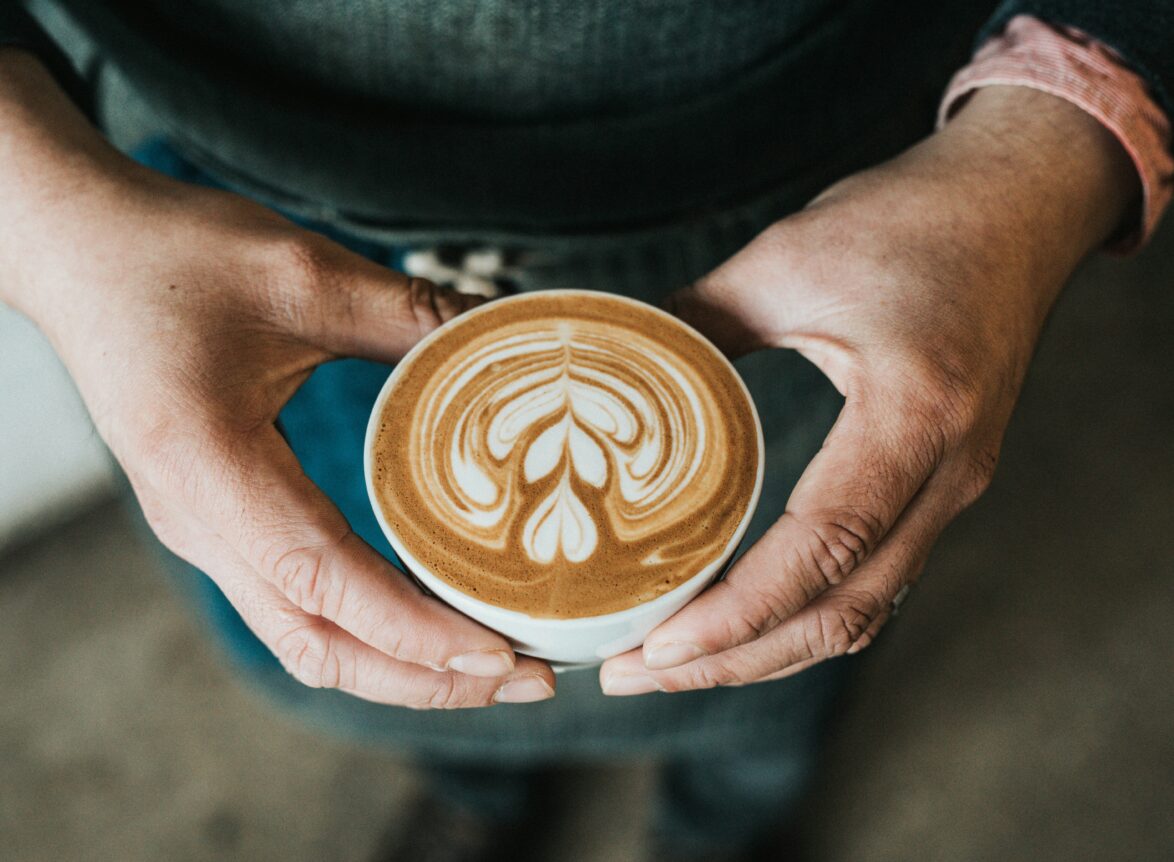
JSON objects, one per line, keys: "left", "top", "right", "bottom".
{"left": 0, "top": 51, "right": 555, "bottom": 708}
{"left": 600, "top": 86, "right": 1139, "bottom": 694}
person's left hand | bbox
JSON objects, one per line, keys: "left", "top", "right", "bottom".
{"left": 600, "top": 86, "right": 1138, "bottom": 695}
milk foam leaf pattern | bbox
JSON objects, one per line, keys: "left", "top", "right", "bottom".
{"left": 417, "top": 322, "right": 706, "bottom": 564}
{"left": 374, "top": 292, "right": 760, "bottom": 618}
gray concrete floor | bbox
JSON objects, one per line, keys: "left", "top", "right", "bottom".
{"left": 2, "top": 222, "right": 1172, "bottom": 861}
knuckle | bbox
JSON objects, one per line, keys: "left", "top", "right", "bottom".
{"left": 801, "top": 509, "right": 884, "bottom": 589}
{"left": 806, "top": 598, "right": 880, "bottom": 659}
{"left": 395, "top": 277, "right": 449, "bottom": 338}
{"left": 719, "top": 581, "right": 789, "bottom": 643}
{"left": 133, "top": 417, "right": 221, "bottom": 507}
{"left": 417, "top": 674, "right": 476, "bottom": 710}
{"left": 134, "top": 485, "right": 169, "bottom": 527}
{"left": 275, "top": 624, "right": 347, "bottom": 689}
{"left": 265, "top": 532, "right": 350, "bottom": 618}
{"left": 922, "top": 362, "right": 983, "bottom": 441}
{"left": 272, "top": 233, "right": 334, "bottom": 291}
{"left": 134, "top": 488, "right": 186, "bottom": 553}
{"left": 955, "top": 444, "right": 999, "bottom": 509}
{"left": 891, "top": 355, "right": 982, "bottom": 447}
{"left": 264, "top": 234, "right": 342, "bottom": 326}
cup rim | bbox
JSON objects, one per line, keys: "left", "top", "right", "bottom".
{"left": 363, "top": 289, "right": 765, "bottom": 629}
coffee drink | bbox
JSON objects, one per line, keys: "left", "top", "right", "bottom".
{"left": 370, "top": 290, "right": 761, "bottom": 618}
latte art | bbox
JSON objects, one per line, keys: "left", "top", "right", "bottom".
{"left": 421, "top": 323, "right": 708, "bottom": 566}
{"left": 371, "top": 291, "right": 761, "bottom": 618}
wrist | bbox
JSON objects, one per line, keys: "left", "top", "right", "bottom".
{"left": 811, "top": 85, "right": 1137, "bottom": 332}
{"left": 0, "top": 49, "right": 142, "bottom": 315}
{"left": 915, "top": 85, "right": 1137, "bottom": 285}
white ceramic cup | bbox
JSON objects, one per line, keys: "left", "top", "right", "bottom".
{"left": 364, "top": 291, "right": 764, "bottom": 667}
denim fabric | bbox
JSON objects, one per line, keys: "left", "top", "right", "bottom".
{"left": 653, "top": 748, "right": 815, "bottom": 854}
{"left": 421, "top": 744, "right": 822, "bottom": 853}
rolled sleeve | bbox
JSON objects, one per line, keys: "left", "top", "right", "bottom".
{"left": 940, "top": 15, "right": 1174, "bottom": 252}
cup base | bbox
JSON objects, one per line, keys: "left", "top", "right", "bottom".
{"left": 548, "top": 659, "right": 598, "bottom": 674}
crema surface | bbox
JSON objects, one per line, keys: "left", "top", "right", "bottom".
{"left": 371, "top": 292, "right": 760, "bottom": 618}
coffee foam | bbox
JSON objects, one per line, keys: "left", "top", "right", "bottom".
{"left": 371, "top": 291, "right": 760, "bottom": 618}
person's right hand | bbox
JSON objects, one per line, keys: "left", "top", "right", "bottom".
{"left": 0, "top": 50, "right": 556, "bottom": 708}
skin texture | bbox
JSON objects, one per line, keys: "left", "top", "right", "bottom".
{"left": 599, "top": 85, "right": 1139, "bottom": 695}
{"left": 1, "top": 50, "right": 1137, "bottom": 705}
{"left": 0, "top": 50, "right": 555, "bottom": 708}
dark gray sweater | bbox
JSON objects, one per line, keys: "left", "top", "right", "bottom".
{"left": 2, "top": 1, "right": 1170, "bottom": 235}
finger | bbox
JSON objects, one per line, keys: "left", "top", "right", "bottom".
{"left": 662, "top": 278, "right": 771, "bottom": 359}
{"left": 169, "top": 423, "right": 524, "bottom": 677}
{"left": 693, "top": 545, "right": 928, "bottom": 686}
{"left": 600, "top": 650, "right": 821, "bottom": 695}
{"left": 210, "top": 549, "right": 555, "bottom": 707}
{"left": 284, "top": 238, "right": 482, "bottom": 363}
{"left": 661, "top": 231, "right": 805, "bottom": 359}
{"left": 740, "top": 656, "right": 824, "bottom": 685}
{"left": 641, "top": 393, "right": 942, "bottom": 670}
{"left": 845, "top": 603, "right": 895, "bottom": 655}
{"left": 603, "top": 478, "right": 944, "bottom": 694}
{"left": 604, "top": 552, "right": 914, "bottom": 694}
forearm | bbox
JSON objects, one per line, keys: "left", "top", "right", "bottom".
{"left": 0, "top": 49, "right": 136, "bottom": 314}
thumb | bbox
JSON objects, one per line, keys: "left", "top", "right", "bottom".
{"left": 297, "top": 241, "right": 484, "bottom": 363}
{"left": 662, "top": 267, "right": 775, "bottom": 361}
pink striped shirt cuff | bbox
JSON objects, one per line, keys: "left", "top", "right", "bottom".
{"left": 938, "top": 14, "right": 1174, "bottom": 253}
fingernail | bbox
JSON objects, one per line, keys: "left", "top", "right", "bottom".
{"left": 493, "top": 674, "right": 555, "bottom": 704}
{"left": 447, "top": 649, "right": 515, "bottom": 678}
{"left": 644, "top": 641, "right": 707, "bottom": 670}
{"left": 602, "top": 672, "right": 664, "bottom": 696}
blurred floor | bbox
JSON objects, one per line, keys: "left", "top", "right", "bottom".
{"left": 2, "top": 220, "right": 1172, "bottom": 861}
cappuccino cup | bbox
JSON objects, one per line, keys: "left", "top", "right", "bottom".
{"left": 364, "top": 290, "right": 763, "bottom": 665}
